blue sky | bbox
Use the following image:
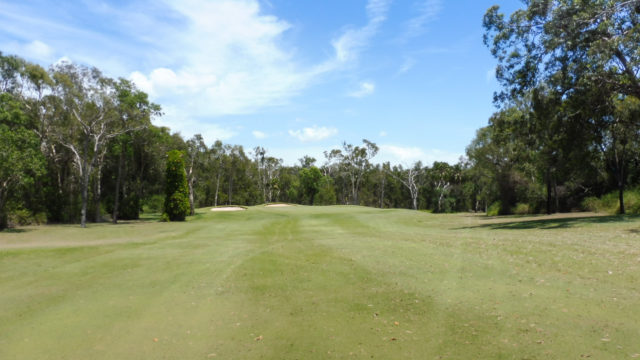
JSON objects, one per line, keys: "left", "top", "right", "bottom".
{"left": 0, "top": 0, "right": 521, "bottom": 165}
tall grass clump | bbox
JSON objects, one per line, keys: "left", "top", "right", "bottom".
{"left": 582, "top": 188, "right": 640, "bottom": 214}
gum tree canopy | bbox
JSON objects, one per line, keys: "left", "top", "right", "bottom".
{"left": 483, "top": 0, "right": 640, "bottom": 102}
{"left": 484, "top": 0, "right": 640, "bottom": 214}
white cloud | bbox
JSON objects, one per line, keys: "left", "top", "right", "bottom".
{"left": 127, "top": 0, "right": 311, "bottom": 117}
{"left": 153, "top": 105, "right": 236, "bottom": 144}
{"left": 288, "top": 125, "right": 338, "bottom": 142}
{"left": 325, "top": 0, "right": 391, "bottom": 66}
{"left": 397, "top": 57, "right": 416, "bottom": 75}
{"left": 378, "top": 145, "right": 461, "bottom": 166}
{"left": 348, "top": 81, "right": 376, "bottom": 98}
{"left": 2, "top": 40, "right": 54, "bottom": 62}
{"left": 401, "top": 0, "right": 442, "bottom": 41}
{"left": 0, "top": 0, "right": 391, "bottom": 143}
{"left": 24, "top": 40, "right": 53, "bottom": 59}
{"left": 252, "top": 130, "right": 267, "bottom": 139}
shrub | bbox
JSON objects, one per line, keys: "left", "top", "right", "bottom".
{"left": 118, "top": 194, "right": 140, "bottom": 220}
{"left": 487, "top": 201, "right": 501, "bottom": 216}
{"left": 7, "top": 209, "right": 47, "bottom": 227}
{"left": 582, "top": 189, "right": 640, "bottom": 214}
{"left": 144, "top": 194, "right": 165, "bottom": 214}
{"left": 314, "top": 176, "right": 337, "bottom": 205}
{"left": 164, "top": 150, "right": 190, "bottom": 221}
{"left": 512, "top": 203, "right": 531, "bottom": 215}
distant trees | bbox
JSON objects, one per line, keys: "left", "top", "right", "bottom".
{"left": 325, "top": 139, "right": 379, "bottom": 205}
{"left": 4, "top": 6, "right": 640, "bottom": 230}
{"left": 388, "top": 162, "right": 422, "bottom": 210}
{"left": 299, "top": 166, "right": 323, "bottom": 205}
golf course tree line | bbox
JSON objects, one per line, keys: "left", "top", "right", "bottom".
{"left": 0, "top": 51, "right": 472, "bottom": 228}
{"left": 472, "top": 0, "right": 640, "bottom": 215}
{"left": 1, "top": 1, "right": 640, "bottom": 228}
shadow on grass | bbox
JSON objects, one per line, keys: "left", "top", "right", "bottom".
{"left": 0, "top": 228, "right": 30, "bottom": 233}
{"left": 458, "top": 214, "right": 639, "bottom": 230}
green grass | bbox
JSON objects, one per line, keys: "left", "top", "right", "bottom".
{"left": 1, "top": 206, "right": 639, "bottom": 359}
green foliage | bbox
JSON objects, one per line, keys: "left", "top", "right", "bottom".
{"left": 314, "top": 176, "right": 337, "bottom": 205}
{"left": 583, "top": 190, "right": 640, "bottom": 215}
{"left": 7, "top": 209, "right": 47, "bottom": 226}
{"left": 299, "top": 166, "right": 323, "bottom": 205}
{"left": 0, "top": 92, "right": 45, "bottom": 229}
{"left": 487, "top": 201, "right": 501, "bottom": 216}
{"left": 164, "top": 150, "right": 190, "bottom": 221}
{"left": 118, "top": 194, "right": 140, "bottom": 220}
{"left": 144, "top": 194, "right": 165, "bottom": 214}
{"left": 512, "top": 203, "right": 531, "bottom": 215}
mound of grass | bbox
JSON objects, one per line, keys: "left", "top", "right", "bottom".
{"left": 1, "top": 207, "right": 639, "bottom": 359}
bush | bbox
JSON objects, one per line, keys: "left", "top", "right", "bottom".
{"left": 314, "top": 176, "right": 337, "bottom": 205}
{"left": 164, "top": 150, "right": 190, "bottom": 221}
{"left": 487, "top": 201, "right": 501, "bottom": 216}
{"left": 165, "top": 192, "right": 189, "bottom": 221}
{"left": 512, "top": 203, "right": 531, "bottom": 215}
{"left": 7, "top": 209, "right": 47, "bottom": 227}
{"left": 582, "top": 189, "right": 640, "bottom": 214}
{"left": 119, "top": 194, "right": 140, "bottom": 220}
{"left": 144, "top": 194, "right": 165, "bottom": 214}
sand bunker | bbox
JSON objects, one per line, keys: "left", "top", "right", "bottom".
{"left": 210, "top": 207, "right": 246, "bottom": 212}
{"left": 265, "top": 204, "right": 293, "bottom": 207}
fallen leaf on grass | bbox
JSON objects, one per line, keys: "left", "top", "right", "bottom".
{"left": 394, "top": 321, "right": 399, "bottom": 326}
{"left": 255, "top": 335, "right": 263, "bottom": 341}
{"left": 390, "top": 337, "right": 397, "bottom": 341}
{"left": 153, "top": 338, "right": 158, "bottom": 342}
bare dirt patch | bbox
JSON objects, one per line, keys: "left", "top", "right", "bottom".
{"left": 210, "top": 207, "right": 246, "bottom": 212}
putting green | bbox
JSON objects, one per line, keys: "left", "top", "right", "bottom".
{"left": 1, "top": 206, "right": 639, "bottom": 359}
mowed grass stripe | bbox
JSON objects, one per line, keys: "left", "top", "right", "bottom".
{"left": 0, "top": 207, "right": 639, "bottom": 359}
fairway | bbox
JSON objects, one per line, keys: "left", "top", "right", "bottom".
{"left": 1, "top": 206, "right": 639, "bottom": 359}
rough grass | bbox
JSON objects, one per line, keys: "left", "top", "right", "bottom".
{"left": 1, "top": 207, "right": 639, "bottom": 359}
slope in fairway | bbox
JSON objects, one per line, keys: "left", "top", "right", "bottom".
{"left": 1, "top": 206, "right": 639, "bottom": 359}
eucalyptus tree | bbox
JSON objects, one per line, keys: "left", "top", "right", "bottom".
{"left": 263, "top": 156, "right": 283, "bottom": 203}
{"left": 111, "top": 79, "right": 159, "bottom": 223}
{"left": 253, "top": 146, "right": 267, "bottom": 202}
{"left": 389, "top": 162, "right": 423, "bottom": 210}
{"left": 298, "top": 155, "right": 316, "bottom": 168}
{"left": 51, "top": 62, "right": 141, "bottom": 227}
{"left": 484, "top": 0, "right": 640, "bottom": 212}
{"left": 186, "top": 134, "right": 207, "bottom": 215}
{"left": 252, "top": 147, "right": 282, "bottom": 203}
{"left": 589, "top": 93, "right": 640, "bottom": 214}
{"left": 210, "top": 140, "right": 226, "bottom": 206}
{"left": 484, "top": 0, "right": 640, "bottom": 103}
{"left": 466, "top": 106, "right": 536, "bottom": 214}
{"left": 326, "top": 139, "right": 379, "bottom": 205}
